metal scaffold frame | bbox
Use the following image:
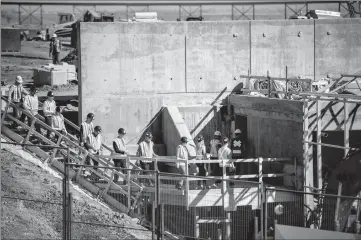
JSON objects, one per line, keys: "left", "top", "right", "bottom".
{"left": 2, "top": 0, "right": 360, "bottom": 27}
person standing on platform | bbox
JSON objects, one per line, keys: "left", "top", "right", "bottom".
{"left": 113, "top": 128, "right": 129, "bottom": 184}
{"left": 84, "top": 126, "right": 103, "bottom": 172}
{"left": 231, "top": 129, "right": 244, "bottom": 183}
{"left": 195, "top": 135, "right": 208, "bottom": 189}
{"left": 51, "top": 106, "right": 68, "bottom": 142}
{"left": 42, "top": 91, "right": 56, "bottom": 139}
{"left": 49, "top": 33, "right": 62, "bottom": 64}
{"left": 137, "top": 132, "right": 158, "bottom": 187}
{"left": 218, "top": 137, "right": 235, "bottom": 187}
{"left": 175, "top": 137, "right": 190, "bottom": 190}
{"left": 8, "top": 76, "right": 28, "bottom": 128}
{"left": 209, "top": 131, "right": 222, "bottom": 188}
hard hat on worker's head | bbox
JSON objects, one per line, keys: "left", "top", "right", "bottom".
{"left": 52, "top": 33, "right": 57, "bottom": 38}
{"left": 118, "top": 128, "right": 126, "bottom": 135}
{"left": 235, "top": 129, "right": 242, "bottom": 134}
{"left": 214, "top": 131, "right": 221, "bottom": 136}
{"left": 181, "top": 136, "right": 188, "bottom": 143}
{"left": 145, "top": 132, "right": 153, "bottom": 138}
{"left": 87, "top": 113, "right": 95, "bottom": 120}
{"left": 47, "top": 91, "right": 54, "bottom": 97}
{"left": 15, "top": 76, "right": 23, "bottom": 83}
{"left": 94, "top": 126, "right": 102, "bottom": 133}
{"left": 223, "top": 137, "right": 229, "bottom": 143}
{"left": 197, "top": 135, "right": 204, "bottom": 142}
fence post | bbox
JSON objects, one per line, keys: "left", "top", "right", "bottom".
{"left": 254, "top": 216, "right": 258, "bottom": 240}
{"left": 264, "top": 187, "right": 268, "bottom": 240}
{"left": 260, "top": 182, "right": 264, "bottom": 240}
{"left": 152, "top": 201, "right": 156, "bottom": 240}
{"left": 273, "top": 219, "right": 278, "bottom": 240}
{"left": 161, "top": 204, "right": 164, "bottom": 240}
{"left": 68, "top": 193, "right": 72, "bottom": 240}
{"left": 63, "top": 148, "right": 69, "bottom": 240}
{"left": 156, "top": 171, "right": 161, "bottom": 240}
{"left": 194, "top": 208, "right": 200, "bottom": 239}
{"left": 127, "top": 157, "right": 131, "bottom": 211}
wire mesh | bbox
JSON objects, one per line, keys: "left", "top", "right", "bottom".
{"left": 264, "top": 188, "right": 361, "bottom": 236}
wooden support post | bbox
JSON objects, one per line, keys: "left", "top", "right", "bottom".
{"left": 194, "top": 208, "right": 200, "bottom": 239}
{"left": 335, "top": 99, "right": 349, "bottom": 231}
{"left": 127, "top": 157, "right": 131, "bottom": 210}
{"left": 226, "top": 212, "right": 231, "bottom": 240}
{"left": 152, "top": 201, "right": 156, "bottom": 240}
{"left": 161, "top": 204, "right": 164, "bottom": 240}
{"left": 222, "top": 159, "right": 227, "bottom": 193}
{"left": 285, "top": 66, "right": 289, "bottom": 99}
{"left": 273, "top": 219, "right": 278, "bottom": 240}
{"left": 185, "top": 160, "right": 189, "bottom": 211}
{"left": 303, "top": 96, "right": 314, "bottom": 225}
{"left": 316, "top": 98, "right": 322, "bottom": 191}
{"left": 49, "top": 135, "right": 63, "bottom": 165}
{"left": 267, "top": 71, "right": 271, "bottom": 97}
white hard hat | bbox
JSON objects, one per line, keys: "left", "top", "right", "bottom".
{"left": 235, "top": 129, "right": 242, "bottom": 134}
{"left": 214, "top": 131, "right": 221, "bottom": 136}
{"left": 15, "top": 76, "right": 23, "bottom": 83}
{"left": 52, "top": 33, "right": 57, "bottom": 38}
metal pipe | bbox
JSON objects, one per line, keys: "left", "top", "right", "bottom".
{"left": 68, "top": 193, "right": 72, "bottom": 240}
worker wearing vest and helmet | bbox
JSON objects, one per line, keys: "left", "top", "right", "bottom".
{"left": 137, "top": 132, "right": 158, "bottom": 187}
{"left": 80, "top": 113, "right": 95, "bottom": 147}
{"left": 195, "top": 135, "right": 208, "bottom": 190}
{"left": 84, "top": 126, "right": 103, "bottom": 177}
{"left": 113, "top": 128, "right": 129, "bottom": 184}
{"left": 175, "top": 136, "right": 191, "bottom": 190}
{"left": 8, "top": 76, "right": 29, "bottom": 128}
{"left": 231, "top": 129, "right": 247, "bottom": 175}
{"left": 209, "top": 131, "right": 223, "bottom": 188}
{"left": 49, "top": 33, "right": 62, "bottom": 64}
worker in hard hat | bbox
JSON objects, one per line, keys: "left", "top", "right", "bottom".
{"left": 80, "top": 113, "right": 95, "bottom": 147}
{"left": 51, "top": 106, "right": 68, "bottom": 142}
{"left": 8, "top": 76, "right": 28, "bottom": 128}
{"left": 175, "top": 136, "right": 190, "bottom": 190}
{"left": 137, "top": 131, "right": 158, "bottom": 186}
{"left": 230, "top": 129, "right": 244, "bottom": 187}
{"left": 42, "top": 91, "right": 57, "bottom": 139}
{"left": 84, "top": 125, "right": 103, "bottom": 175}
{"left": 209, "top": 131, "right": 223, "bottom": 188}
{"left": 218, "top": 137, "right": 235, "bottom": 187}
{"left": 113, "top": 128, "right": 129, "bottom": 184}
{"left": 22, "top": 86, "right": 40, "bottom": 140}
{"left": 195, "top": 135, "right": 208, "bottom": 189}
{"left": 49, "top": 33, "right": 62, "bottom": 64}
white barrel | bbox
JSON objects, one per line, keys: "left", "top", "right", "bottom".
{"left": 134, "top": 12, "right": 158, "bottom": 20}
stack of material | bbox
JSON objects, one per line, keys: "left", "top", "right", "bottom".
{"left": 133, "top": 12, "right": 162, "bottom": 22}
{"left": 33, "top": 63, "right": 77, "bottom": 86}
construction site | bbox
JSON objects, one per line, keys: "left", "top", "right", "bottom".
{"left": 2, "top": 0, "right": 361, "bottom": 240}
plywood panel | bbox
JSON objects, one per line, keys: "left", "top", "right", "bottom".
{"left": 186, "top": 22, "right": 250, "bottom": 92}
{"left": 251, "top": 20, "right": 314, "bottom": 79}
{"left": 315, "top": 19, "right": 361, "bottom": 80}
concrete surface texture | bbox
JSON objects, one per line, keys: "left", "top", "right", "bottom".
{"left": 79, "top": 19, "right": 361, "bottom": 146}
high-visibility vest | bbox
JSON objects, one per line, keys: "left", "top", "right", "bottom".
{"left": 138, "top": 141, "right": 154, "bottom": 163}
{"left": 86, "top": 133, "right": 102, "bottom": 153}
{"left": 231, "top": 137, "right": 243, "bottom": 157}
{"left": 9, "top": 84, "right": 25, "bottom": 103}
{"left": 42, "top": 100, "right": 56, "bottom": 117}
{"left": 210, "top": 139, "right": 221, "bottom": 158}
{"left": 23, "top": 95, "right": 38, "bottom": 115}
{"left": 196, "top": 143, "right": 206, "bottom": 160}
{"left": 52, "top": 114, "right": 65, "bottom": 130}
{"left": 113, "top": 137, "right": 127, "bottom": 157}
{"left": 81, "top": 122, "right": 93, "bottom": 142}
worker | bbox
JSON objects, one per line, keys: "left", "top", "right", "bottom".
{"left": 231, "top": 129, "right": 244, "bottom": 178}
{"left": 49, "top": 33, "right": 62, "bottom": 64}
{"left": 195, "top": 135, "right": 208, "bottom": 190}
{"left": 22, "top": 86, "right": 40, "bottom": 140}
{"left": 8, "top": 76, "right": 28, "bottom": 128}
{"left": 137, "top": 132, "right": 158, "bottom": 186}
{"left": 218, "top": 137, "right": 235, "bottom": 187}
{"left": 51, "top": 106, "right": 68, "bottom": 142}
{"left": 84, "top": 126, "right": 103, "bottom": 172}
{"left": 80, "top": 113, "right": 95, "bottom": 147}
{"left": 175, "top": 136, "right": 190, "bottom": 190}
{"left": 113, "top": 128, "right": 129, "bottom": 184}
{"left": 42, "top": 91, "right": 56, "bottom": 139}
{"left": 209, "top": 131, "right": 222, "bottom": 188}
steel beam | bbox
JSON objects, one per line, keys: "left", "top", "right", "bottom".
{"left": 232, "top": 4, "right": 254, "bottom": 20}
{"left": 0, "top": 0, "right": 349, "bottom": 6}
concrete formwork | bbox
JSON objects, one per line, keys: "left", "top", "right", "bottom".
{"left": 79, "top": 19, "right": 361, "bottom": 146}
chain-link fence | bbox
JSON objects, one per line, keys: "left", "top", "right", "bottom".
{"left": 264, "top": 187, "right": 361, "bottom": 239}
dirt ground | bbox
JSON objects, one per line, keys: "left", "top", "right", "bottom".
{"left": 1, "top": 148, "right": 151, "bottom": 240}
{"left": 1, "top": 40, "right": 78, "bottom": 96}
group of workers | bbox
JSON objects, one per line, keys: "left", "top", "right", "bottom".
{"left": 8, "top": 75, "right": 246, "bottom": 190}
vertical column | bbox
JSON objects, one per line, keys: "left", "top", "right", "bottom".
{"left": 40, "top": 5, "right": 43, "bottom": 27}
{"left": 226, "top": 212, "right": 231, "bottom": 240}
{"left": 194, "top": 208, "right": 200, "bottom": 239}
{"left": 316, "top": 98, "right": 322, "bottom": 191}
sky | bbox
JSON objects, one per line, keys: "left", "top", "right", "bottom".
{"left": 1, "top": 3, "right": 345, "bottom": 26}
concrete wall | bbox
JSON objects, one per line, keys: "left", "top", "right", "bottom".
{"left": 79, "top": 19, "right": 361, "bottom": 146}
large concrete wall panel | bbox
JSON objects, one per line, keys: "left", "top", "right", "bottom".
{"left": 185, "top": 22, "right": 250, "bottom": 92}
{"left": 315, "top": 19, "right": 361, "bottom": 79}
{"left": 251, "top": 20, "right": 314, "bottom": 78}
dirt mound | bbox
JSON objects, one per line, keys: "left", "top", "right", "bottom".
{"left": 1, "top": 149, "right": 150, "bottom": 240}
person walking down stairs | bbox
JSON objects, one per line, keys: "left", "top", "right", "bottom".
{"left": 80, "top": 113, "right": 95, "bottom": 147}
{"left": 22, "top": 86, "right": 40, "bottom": 142}
{"left": 113, "top": 128, "right": 129, "bottom": 185}
{"left": 51, "top": 106, "right": 68, "bottom": 143}
{"left": 195, "top": 135, "right": 208, "bottom": 190}
{"left": 42, "top": 91, "right": 56, "bottom": 139}
{"left": 137, "top": 132, "right": 158, "bottom": 187}
{"left": 8, "top": 76, "right": 28, "bottom": 128}
{"left": 175, "top": 137, "right": 190, "bottom": 190}
{"left": 84, "top": 126, "right": 103, "bottom": 180}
